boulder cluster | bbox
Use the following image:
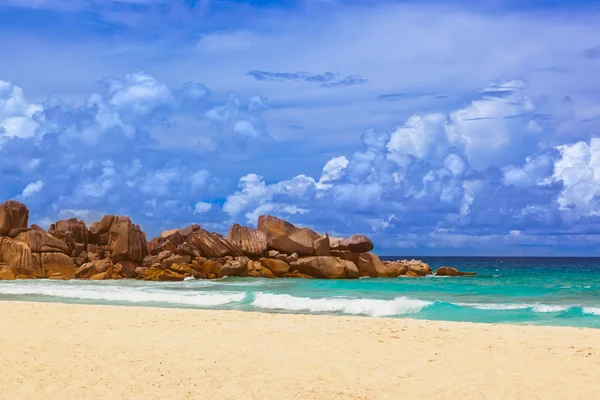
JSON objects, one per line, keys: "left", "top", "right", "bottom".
{"left": 0, "top": 200, "right": 475, "bottom": 281}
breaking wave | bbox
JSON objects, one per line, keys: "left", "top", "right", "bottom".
{"left": 252, "top": 293, "right": 432, "bottom": 317}
{"left": 0, "top": 283, "right": 246, "bottom": 307}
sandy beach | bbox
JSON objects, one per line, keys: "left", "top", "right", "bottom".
{"left": 0, "top": 301, "right": 598, "bottom": 400}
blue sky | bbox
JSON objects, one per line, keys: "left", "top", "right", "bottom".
{"left": 1, "top": 0, "right": 600, "bottom": 256}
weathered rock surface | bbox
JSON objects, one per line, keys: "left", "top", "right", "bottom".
{"left": 260, "top": 258, "right": 290, "bottom": 277}
{"left": 227, "top": 224, "right": 268, "bottom": 256}
{"left": 89, "top": 215, "right": 116, "bottom": 236}
{"left": 187, "top": 229, "right": 242, "bottom": 259}
{"left": 148, "top": 231, "right": 184, "bottom": 256}
{"left": 357, "top": 252, "right": 397, "bottom": 277}
{"left": 15, "top": 230, "right": 69, "bottom": 254}
{"left": 290, "top": 256, "right": 358, "bottom": 279}
{"left": 247, "top": 260, "right": 277, "bottom": 278}
{"left": 108, "top": 219, "right": 148, "bottom": 263}
{"left": 257, "top": 215, "right": 320, "bottom": 256}
{"left": 76, "top": 259, "right": 114, "bottom": 279}
{"left": 330, "top": 234, "right": 374, "bottom": 253}
{"left": 314, "top": 234, "right": 330, "bottom": 256}
{"left": 41, "top": 252, "right": 74, "bottom": 279}
{"left": 0, "top": 200, "right": 29, "bottom": 236}
{"left": 405, "top": 260, "right": 432, "bottom": 276}
{"left": 48, "top": 218, "right": 88, "bottom": 252}
{"left": 218, "top": 257, "right": 250, "bottom": 278}
{"left": 435, "top": 266, "right": 477, "bottom": 277}
{"left": 0, "top": 237, "right": 41, "bottom": 277}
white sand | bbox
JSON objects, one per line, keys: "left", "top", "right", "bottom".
{"left": 0, "top": 301, "right": 598, "bottom": 399}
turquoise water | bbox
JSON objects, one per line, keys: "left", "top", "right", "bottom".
{"left": 1, "top": 257, "right": 599, "bottom": 328}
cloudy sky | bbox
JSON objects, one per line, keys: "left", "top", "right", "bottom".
{"left": 1, "top": 0, "right": 600, "bottom": 255}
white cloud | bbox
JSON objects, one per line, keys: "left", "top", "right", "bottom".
{"left": 20, "top": 180, "right": 44, "bottom": 198}
{"left": 552, "top": 139, "right": 600, "bottom": 216}
{"left": 193, "top": 201, "right": 212, "bottom": 214}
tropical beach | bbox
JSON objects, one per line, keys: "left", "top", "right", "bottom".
{"left": 3, "top": 0, "right": 600, "bottom": 398}
{"left": 1, "top": 301, "right": 598, "bottom": 400}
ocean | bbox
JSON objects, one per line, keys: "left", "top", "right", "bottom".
{"left": 1, "top": 257, "right": 599, "bottom": 328}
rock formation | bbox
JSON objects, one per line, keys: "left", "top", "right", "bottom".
{"left": 0, "top": 200, "right": 437, "bottom": 281}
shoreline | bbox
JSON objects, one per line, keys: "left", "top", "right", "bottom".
{"left": 1, "top": 301, "right": 598, "bottom": 399}
{"left": 1, "top": 297, "right": 599, "bottom": 329}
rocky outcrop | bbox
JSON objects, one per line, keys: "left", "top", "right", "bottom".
{"left": 0, "top": 200, "right": 29, "bottom": 236}
{"left": 257, "top": 215, "right": 320, "bottom": 256}
{"left": 227, "top": 224, "right": 267, "bottom": 257}
{"left": 435, "top": 266, "right": 477, "bottom": 277}
{"left": 290, "top": 256, "right": 358, "bottom": 279}
{"left": 1, "top": 202, "right": 438, "bottom": 281}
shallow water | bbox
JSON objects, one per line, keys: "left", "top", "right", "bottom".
{"left": 1, "top": 257, "right": 599, "bottom": 328}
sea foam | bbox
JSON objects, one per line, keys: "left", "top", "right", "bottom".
{"left": 582, "top": 307, "right": 600, "bottom": 316}
{"left": 252, "top": 293, "right": 432, "bottom": 317}
{"left": 0, "top": 283, "right": 246, "bottom": 307}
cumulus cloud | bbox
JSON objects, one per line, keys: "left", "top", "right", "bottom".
{"left": 193, "top": 201, "right": 212, "bottom": 214}
{"left": 551, "top": 139, "right": 600, "bottom": 217}
{"left": 20, "top": 180, "right": 44, "bottom": 198}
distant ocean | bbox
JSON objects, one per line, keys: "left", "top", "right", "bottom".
{"left": 1, "top": 257, "right": 599, "bottom": 328}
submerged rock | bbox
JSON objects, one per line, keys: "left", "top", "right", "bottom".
{"left": 435, "top": 266, "right": 477, "bottom": 277}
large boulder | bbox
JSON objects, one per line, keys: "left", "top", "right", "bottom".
{"left": 290, "top": 256, "right": 358, "bottom": 279}
{"left": 218, "top": 257, "right": 250, "bottom": 278}
{"left": 313, "top": 234, "right": 330, "bottom": 256}
{"left": 89, "top": 215, "right": 116, "bottom": 236}
{"left": 357, "top": 252, "right": 397, "bottom": 277}
{"left": 0, "top": 237, "right": 41, "bottom": 277}
{"left": 257, "top": 215, "right": 320, "bottom": 256}
{"left": 405, "top": 260, "right": 432, "bottom": 276}
{"left": 247, "top": 260, "right": 277, "bottom": 278}
{"left": 48, "top": 218, "right": 88, "bottom": 250}
{"left": 14, "top": 230, "right": 69, "bottom": 254}
{"left": 108, "top": 218, "right": 148, "bottom": 263}
{"left": 187, "top": 229, "right": 242, "bottom": 259}
{"left": 383, "top": 261, "right": 409, "bottom": 276}
{"left": 259, "top": 258, "right": 290, "bottom": 277}
{"left": 75, "top": 259, "right": 114, "bottom": 279}
{"left": 330, "top": 234, "right": 374, "bottom": 253}
{"left": 435, "top": 266, "right": 477, "bottom": 277}
{"left": 0, "top": 265, "right": 15, "bottom": 280}
{"left": 41, "top": 253, "right": 74, "bottom": 279}
{"left": 227, "top": 224, "right": 268, "bottom": 257}
{"left": 147, "top": 231, "right": 184, "bottom": 256}
{"left": 0, "top": 200, "right": 29, "bottom": 236}
{"left": 140, "top": 268, "right": 186, "bottom": 282}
